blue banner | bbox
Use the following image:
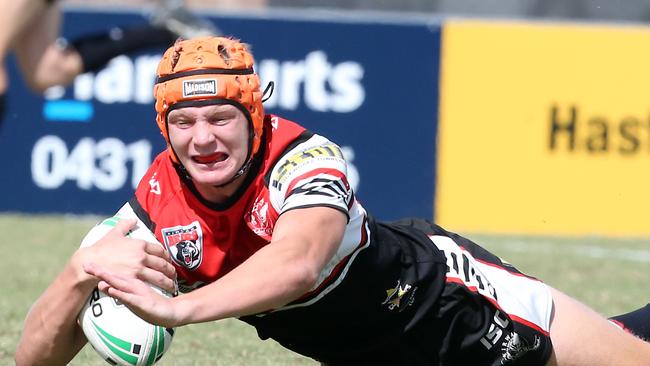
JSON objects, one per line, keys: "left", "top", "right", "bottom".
{"left": 0, "top": 9, "right": 441, "bottom": 221}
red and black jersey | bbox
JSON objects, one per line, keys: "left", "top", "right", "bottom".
{"left": 129, "top": 115, "right": 372, "bottom": 299}
{"left": 100, "top": 114, "right": 553, "bottom": 365}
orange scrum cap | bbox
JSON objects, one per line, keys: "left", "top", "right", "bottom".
{"left": 153, "top": 36, "right": 264, "bottom": 162}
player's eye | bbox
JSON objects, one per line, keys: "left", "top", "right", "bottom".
{"left": 209, "top": 115, "right": 231, "bottom": 125}
{"left": 170, "top": 119, "right": 193, "bottom": 128}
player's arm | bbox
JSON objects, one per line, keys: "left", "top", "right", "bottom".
{"left": 14, "top": 246, "right": 98, "bottom": 366}
{"left": 86, "top": 205, "right": 347, "bottom": 327}
{"left": 86, "top": 139, "right": 352, "bottom": 327}
{"left": 178, "top": 205, "right": 347, "bottom": 322}
{"left": 15, "top": 219, "right": 176, "bottom": 366}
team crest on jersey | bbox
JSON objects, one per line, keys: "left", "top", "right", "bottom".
{"left": 247, "top": 196, "right": 272, "bottom": 237}
{"left": 161, "top": 221, "right": 203, "bottom": 270}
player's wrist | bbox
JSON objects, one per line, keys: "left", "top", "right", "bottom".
{"left": 168, "top": 296, "right": 192, "bottom": 327}
{"left": 68, "top": 248, "right": 100, "bottom": 290}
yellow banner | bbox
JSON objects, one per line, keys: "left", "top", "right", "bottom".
{"left": 436, "top": 20, "right": 650, "bottom": 236}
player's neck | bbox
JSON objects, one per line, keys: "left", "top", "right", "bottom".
{"left": 194, "top": 172, "right": 249, "bottom": 204}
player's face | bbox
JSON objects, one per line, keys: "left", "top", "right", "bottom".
{"left": 167, "top": 104, "right": 250, "bottom": 201}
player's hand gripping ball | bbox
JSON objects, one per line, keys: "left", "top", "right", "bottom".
{"left": 77, "top": 216, "right": 176, "bottom": 366}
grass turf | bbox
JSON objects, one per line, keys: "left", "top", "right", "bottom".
{"left": 2, "top": 214, "right": 648, "bottom": 365}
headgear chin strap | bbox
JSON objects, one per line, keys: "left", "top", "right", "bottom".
{"left": 153, "top": 37, "right": 265, "bottom": 166}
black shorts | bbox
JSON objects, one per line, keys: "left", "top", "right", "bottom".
{"left": 407, "top": 219, "right": 554, "bottom": 365}
{"left": 321, "top": 219, "right": 554, "bottom": 366}
{"left": 250, "top": 217, "right": 553, "bottom": 366}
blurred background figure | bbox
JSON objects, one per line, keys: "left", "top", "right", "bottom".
{"left": 263, "top": 0, "right": 650, "bottom": 22}
{"left": 149, "top": 0, "right": 220, "bottom": 40}
{"left": 0, "top": 0, "right": 216, "bottom": 126}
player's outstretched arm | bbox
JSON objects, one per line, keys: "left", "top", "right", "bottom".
{"left": 14, "top": 220, "right": 133, "bottom": 366}
{"left": 15, "top": 219, "right": 176, "bottom": 366}
{"left": 179, "top": 206, "right": 347, "bottom": 322}
{"left": 14, "top": 242, "right": 98, "bottom": 366}
{"left": 85, "top": 206, "right": 347, "bottom": 328}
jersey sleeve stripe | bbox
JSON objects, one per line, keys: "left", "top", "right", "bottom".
{"left": 129, "top": 196, "right": 156, "bottom": 233}
{"left": 284, "top": 168, "right": 349, "bottom": 200}
{"left": 291, "top": 179, "right": 345, "bottom": 198}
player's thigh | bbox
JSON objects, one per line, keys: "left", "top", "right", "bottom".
{"left": 545, "top": 286, "right": 650, "bottom": 366}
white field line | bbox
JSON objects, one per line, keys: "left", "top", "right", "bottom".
{"left": 493, "top": 241, "right": 650, "bottom": 263}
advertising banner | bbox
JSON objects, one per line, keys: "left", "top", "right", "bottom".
{"left": 436, "top": 20, "right": 650, "bottom": 236}
{"left": 0, "top": 9, "right": 441, "bottom": 220}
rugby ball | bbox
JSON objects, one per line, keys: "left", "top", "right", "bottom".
{"left": 78, "top": 211, "right": 176, "bottom": 366}
{"left": 78, "top": 287, "right": 175, "bottom": 366}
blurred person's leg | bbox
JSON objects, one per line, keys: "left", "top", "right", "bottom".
{"left": 150, "top": 0, "right": 218, "bottom": 38}
{"left": 184, "top": 0, "right": 268, "bottom": 10}
{"left": 13, "top": 1, "right": 82, "bottom": 93}
{"left": 14, "top": 2, "right": 217, "bottom": 94}
{"left": 0, "top": 0, "right": 52, "bottom": 119}
{"left": 14, "top": 6, "right": 178, "bottom": 93}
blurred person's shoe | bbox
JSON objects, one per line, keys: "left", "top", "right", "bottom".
{"left": 149, "top": 3, "right": 217, "bottom": 39}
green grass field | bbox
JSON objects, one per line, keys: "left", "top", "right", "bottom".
{"left": 1, "top": 214, "right": 649, "bottom": 365}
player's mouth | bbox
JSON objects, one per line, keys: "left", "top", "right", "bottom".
{"left": 192, "top": 152, "right": 228, "bottom": 165}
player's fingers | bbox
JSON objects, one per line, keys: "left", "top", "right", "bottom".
{"left": 102, "top": 287, "right": 161, "bottom": 326}
{"left": 97, "top": 280, "right": 110, "bottom": 293}
{"left": 102, "top": 284, "right": 147, "bottom": 312}
{"left": 109, "top": 218, "right": 137, "bottom": 238}
{"left": 138, "top": 267, "right": 176, "bottom": 294}
{"left": 143, "top": 254, "right": 177, "bottom": 281}
{"left": 104, "top": 286, "right": 133, "bottom": 306}
{"left": 83, "top": 261, "right": 102, "bottom": 278}
{"left": 84, "top": 262, "right": 131, "bottom": 290}
{"left": 143, "top": 241, "right": 172, "bottom": 262}
{"left": 97, "top": 281, "right": 110, "bottom": 293}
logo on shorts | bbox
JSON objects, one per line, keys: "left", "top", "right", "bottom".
{"left": 500, "top": 332, "right": 541, "bottom": 364}
{"left": 382, "top": 280, "right": 417, "bottom": 311}
{"left": 161, "top": 221, "right": 203, "bottom": 270}
{"left": 182, "top": 79, "right": 218, "bottom": 98}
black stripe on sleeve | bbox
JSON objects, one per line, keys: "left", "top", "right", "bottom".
{"left": 128, "top": 197, "right": 156, "bottom": 233}
{"left": 279, "top": 203, "right": 351, "bottom": 223}
{"left": 289, "top": 178, "right": 348, "bottom": 200}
